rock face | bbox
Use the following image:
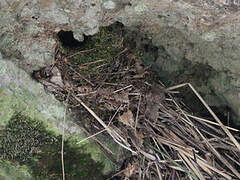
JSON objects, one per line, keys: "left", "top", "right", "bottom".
{"left": 0, "top": 0, "right": 240, "bottom": 176}
{"left": 1, "top": 0, "right": 240, "bottom": 124}
{"left": 118, "top": 0, "right": 240, "bottom": 124}
{"left": 0, "top": 0, "right": 120, "bottom": 177}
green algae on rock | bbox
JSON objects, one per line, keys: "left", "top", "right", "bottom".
{"left": 0, "top": 113, "right": 106, "bottom": 180}
{"left": 0, "top": 160, "right": 32, "bottom": 180}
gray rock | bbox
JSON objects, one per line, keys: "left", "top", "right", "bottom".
{"left": 103, "top": 0, "right": 116, "bottom": 10}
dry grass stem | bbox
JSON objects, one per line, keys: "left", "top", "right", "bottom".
{"left": 76, "top": 128, "right": 107, "bottom": 145}
{"left": 61, "top": 92, "right": 70, "bottom": 180}
{"left": 72, "top": 94, "right": 137, "bottom": 155}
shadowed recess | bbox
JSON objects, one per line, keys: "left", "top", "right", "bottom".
{"left": 57, "top": 30, "right": 83, "bottom": 47}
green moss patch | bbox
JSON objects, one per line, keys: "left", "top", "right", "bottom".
{"left": 0, "top": 160, "right": 32, "bottom": 180}
{"left": 58, "top": 23, "right": 124, "bottom": 76}
{"left": 0, "top": 113, "right": 105, "bottom": 180}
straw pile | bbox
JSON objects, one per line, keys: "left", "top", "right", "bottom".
{"left": 105, "top": 83, "right": 240, "bottom": 180}
{"left": 76, "top": 82, "right": 240, "bottom": 180}
{"left": 34, "top": 46, "right": 240, "bottom": 180}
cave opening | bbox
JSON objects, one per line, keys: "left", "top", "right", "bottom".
{"left": 57, "top": 30, "right": 84, "bottom": 47}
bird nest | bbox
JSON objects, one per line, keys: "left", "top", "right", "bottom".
{"left": 33, "top": 35, "right": 240, "bottom": 180}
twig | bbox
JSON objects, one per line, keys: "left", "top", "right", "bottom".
{"left": 69, "top": 66, "right": 95, "bottom": 86}
{"left": 108, "top": 105, "right": 122, "bottom": 126}
{"left": 167, "top": 83, "right": 240, "bottom": 151}
{"left": 167, "top": 83, "right": 240, "bottom": 178}
{"left": 82, "top": 59, "right": 105, "bottom": 66}
{"left": 188, "top": 83, "right": 240, "bottom": 152}
{"left": 71, "top": 93, "right": 137, "bottom": 154}
{"left": 67, "top": 48, "right": 95, "bottom": 58}
{"left": 135, "top": 94, "right": 141, "bottom": 134}
{"left": 61, "top": 92, "right": 70, "bottom": 180}
{"left": 155, "top": 162, "right": 163, "bottom": 180}
{"left": 76, "top": 128, "right": 107, "bottom": 145}
{"left": 112, "top": 84, "right": 133, "bottom": 93}
{"left": 186, "top": 113, "right": 239, "bottom": 132}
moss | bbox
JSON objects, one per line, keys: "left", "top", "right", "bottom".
{"left": 0, "top": 160, "right": 32, "bottom": 180}
{"left": 0, "top": 113, "right": 55, "bottom": 163}
{"left": 1, "top": 23, "right": 127, "bottom": 180}
{"left": 0, "top": 89, "right": 15, "bottom": 127}
{"left": 31, "top": 139, "right": 105, "bottom": 180}
{"left": 0, "top": 113, "right": 105, "bottom": 180}
{"left": 58, "top": 23, "right": 124, "bottom": 76}
{"left": 68, "top": 137, "right": 118, "bottom": 175}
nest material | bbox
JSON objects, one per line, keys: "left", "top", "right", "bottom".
{"left": 34, "top": 45, "right": 240, "bottom": 180}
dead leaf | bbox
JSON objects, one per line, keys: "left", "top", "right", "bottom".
{"left": 145, "top": 85, "right": 165, "bottom": 121}
{"left": 113, "top": 92, "right": 129, "bottom": 104}
{"left": 63, "top": 57, "right": 71, "bottom": 65}
{"left": 78, "top": 65, "right": 88, "bottom": 70}
{"left": 77, "top": 86, "right": 93, "bottom": 93}
{"left": 123, "top": 163, "right": 139, "bottom": 177}
{"left": 136, "top": 130, "right": 144, "bottom": 146}
{"left": 118, "top": 110, "right": 134, "bottom": 127}
{"left": 133, "top": 71, "right": 148, "bottom": 79}
{"left": 127, "top": 53, "right": 144, "bottom": 74}
{"left": 49, "top": 67, "right": 64, "bottom": 88}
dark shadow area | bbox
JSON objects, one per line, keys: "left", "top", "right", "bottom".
{"left": 57, "top": 30, "right": 84, "bottom": 47}
{"left": 123, "top": 26, "right": 240, "bottom": 132}
{"left": 175, "top": 86, "right": 240, "bottom": 132}
{"left": 123, "top": 26, "right": 159, "bottom": 65}
{"left": 209, "top": 106, "right": 240, "bottom": 131}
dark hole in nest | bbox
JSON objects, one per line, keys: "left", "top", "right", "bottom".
{"left": 57, "top": 30, "right": 84, "bottom": 47}
{"left": 172, "top": 86, "right": 240, "bottom": 131}
{"left": 209, "top": 106, "right": 240, "bottom": 131}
